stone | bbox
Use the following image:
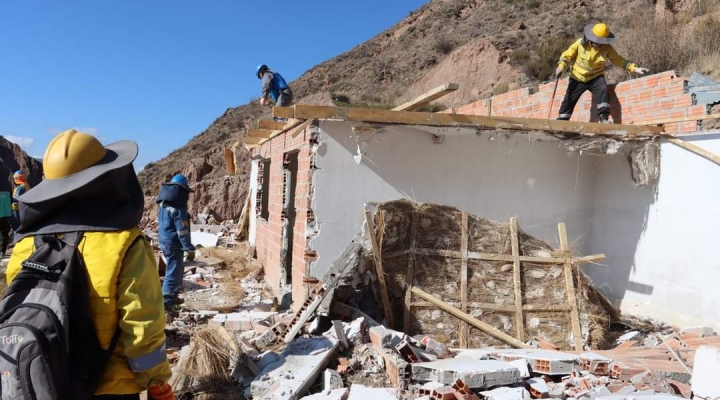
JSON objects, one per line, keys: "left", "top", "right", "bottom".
{"left": 692, "top": 346, "right": 720, "bottom": 400}
{"left": 324, "top": 369, "right": 344, "bottom": 391}
{"left": 512, "top": 20, "right": 526, "bottom": 30}
{"left": 411, "top": 359, "right": 522, "bottom": 389}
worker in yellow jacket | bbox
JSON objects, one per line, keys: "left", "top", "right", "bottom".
{"left": 555, "top": 23, "right": 649, "bottom": 123}
{"left": 7, "top": 129, "right": 174, "bottom": 400}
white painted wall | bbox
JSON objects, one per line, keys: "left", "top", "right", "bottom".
{"left": 588, "top": 132, "right": 720, "bottom": 329}
{"left": 311, "top": 120, "right": 598, "bottom": 277}
{"left": 248, "top": 160, "right": 259, "bottom": 246}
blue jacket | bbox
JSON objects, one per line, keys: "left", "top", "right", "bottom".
{"left": 261, "top": 71, "right": 290, "bottom": 102}
{"left": 156, "top": 184, "right": 195, "bottom": 251}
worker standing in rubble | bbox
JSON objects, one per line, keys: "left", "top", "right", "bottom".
{"left": 257, "top": 64, "right": 294, "bottom": 107}
{"left": 0, "top": 179, "right": 11, "bottom": 258}
{"left": 11, "top": 170, "right": 30, "bottom": 230}
{"left": 7, "top": 129, "right": 174, "bottom": 400}
{"left": 156, "top": 174, "right": 196, "bottom": 321}
{"left": 555, "top": 23, "right": 649, "bottom": 123}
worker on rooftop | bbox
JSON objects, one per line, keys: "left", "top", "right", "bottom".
{"left": 11, "top": 170, "right": 30, "bottom": 231}
{"left": 555, "top": 23, "right": 649, "bottom": 123}
{"left": 257, "top": 64, "right": 294, "bottom": 108}
{"left": 6, "top": 129, "right": 174, "bottom": 399}
{"left": 156, "top": 173, "right": 195, "bottom": 322}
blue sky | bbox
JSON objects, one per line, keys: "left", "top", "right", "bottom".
{"left": 0, "top": 0, "right": 427, "bottom": 169}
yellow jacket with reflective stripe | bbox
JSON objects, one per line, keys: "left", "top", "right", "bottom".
{"left": 6, "top": 229, "right": 172, "bottom": 395}
{"left": 558, "top": 38, "right": 636, "bottom": 83}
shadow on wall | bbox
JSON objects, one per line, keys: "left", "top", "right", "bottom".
{"left": 319, "top": 121, "right": 659, "bottom": 306}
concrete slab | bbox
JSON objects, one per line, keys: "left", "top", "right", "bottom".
{"left": 347, "top": 385, "right": 396, "bottom": 400}
{"left": 249, "top": 336, "right": 340, "bottom": 400}
{"left": 491, "top": 349, "right": 578, "bottom": 375}
{"left": 411, "top": 359, "right": 521, "bottom": 389}
{"left": 507, "top": 359, "right": 530, "bottom": 378}
{"left": 597, "top": 395, "right": 684, "bottom": 400}
{"left": 691, "top": 346, "right": 720, "bottom": 400}
{"left": 480, "top": 386, "right": 529, "bottom": 400}
{"left": 453, "top": 349, "right": 494, "bottom": 360}
{"left": 300, "top": 388, "right": 349, "bottom": 400}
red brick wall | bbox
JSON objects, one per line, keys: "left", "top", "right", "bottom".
{"left": 450, "top": 71, "right": 705, "bottom": 134}
{"left": 250, "top": 125, "right": 314, "bottom": 310}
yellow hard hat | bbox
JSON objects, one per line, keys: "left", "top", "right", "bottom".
{"left": 43, "top": 129, "right": 107, "bottom": 180}
{"left": 584, "top": 22, "right": 616, "bottom": 44}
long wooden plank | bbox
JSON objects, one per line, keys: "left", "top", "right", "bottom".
{"left": 247, "top": 129, "right": 273, "bottom": 138}
{"left": 404, "top": 213, "right": 418, "bottom": 333}
{"left": 662, "top": 134, "right": 720, "bottom": 166}
{"left": 459, "top": 212, "right": 469, "bottom": 348}
{"left": 411, "top": 287, "right": 531, "bottom": 349}
{"left": 274, "top": 106, "right": 295, "bottom": 119}
{"left": 224, "top": 147, "right": 236, "bottom": 175}
{"left": 274, "top": 105, "right": 664, "bottom": 136}
{"left": 634, "top": 113, "right": 720, "bottom": 126}
{"left": 559, "top": 223, "right": 584, "bottom": 351}
{"left": 290, "top": 119, "right": 313, "bottom": 138}
{"left": 241, "top": 137, "right": 264, "bottom": 145}
{"left": 407, "top": 247, "right": 606, "bottom": 265}
{"left": 258, "top": 119, "right": 287, "bottom": 130}
{"left": 411, "top": 301, "right": 570, "bottom": 312}
{"left": 393, "top": 83, "right": 460, "bottom": 111}
{"left": 365, "top": 210, "right": 394, "bottom": 328}
{"left": 510, "top": 217, "right": 525, "bottom": 341}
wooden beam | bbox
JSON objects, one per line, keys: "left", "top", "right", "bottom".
{"left": 224, "top": 148, "right": 236, "bottom": 175}
{"left": 247, "top": 129, "right": 273, "bottom": 138}
{"left": 662, "top": 134, "right": 720, "bottom": 166}
{"left": 633, "top": 113, "right": 720, "bottom": 126}
{"left": 404, "top": 213, "right": 418, "bottom": 333}
{"left": 411, "top": 287, "right": 531, "bottom": 349}
{"left": 290, "top": 119, "right": 313, "bottom": 138}
{"left": 510, "top": 217, "right": 525, "bottom": 341}
{"left": 241, "top": 137, "right": 264, "bottom": 145}
{"left": 393, "top": 83, "right": 460, "bottom": 111}
{"left": 365, "top": 210, "right": 394, "bottom": 328}
{"left": 559, "top": 223, "right": 584, "bottom": 351}
{"left": 407, "top": 247, "right": 606, "bottom": 265}
{"left": 459, "top": 212, "right": 469, "bottom": 348}
{"left": 410, "top": 301, "right": 570, "bottom": 313}
{"left": 258, "top": 119, "right": 287, "bottom": 130}
{"left": 274, "top": 105, "right": 664, "bottom": 136}
{"left": 273, "top": 106, "right": 295, "bottom": 119}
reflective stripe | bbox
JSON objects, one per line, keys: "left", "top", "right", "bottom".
{"left": 178, "top": 229, "right": 190, "bottom": 236}
{"left": 597, "top": 102, "right": 610, "bottom": 109}
{"left": 624, "top": 61, "right": 630, "bottom": 69}
{"left": 559, "top": 113, "right": 573, "bottom": 118}
{"left": 128, "top": 343, "right": 167, "bottom": 372}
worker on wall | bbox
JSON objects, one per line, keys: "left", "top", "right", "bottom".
{"left": 555, "top": 23, "right": 649, "bottom": 123}
{"left": 257, "top": 64, "right": 294, "bottom": 107}
{"left": 11, "top": 170, "right": 30, "bottom": 231}
{"left": 6, "top": 129, "right": 174, "bottom": 400}
{"left": 156, "top": 174, "right": 195, "bottom": 321}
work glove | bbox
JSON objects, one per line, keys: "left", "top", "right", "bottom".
{"left": 148, "top": 383, "right": 175, "bottom": 400}
{"left": 635, "top": 67, "right": 649, "bottom": 75}
{"left": 10, "top": 203, "right": 17, "bottom": 211}
{"left": 555, "top": 66, "right": 565, "bottom": 78}
{"left": 184, "top": 250, "right": 195, "bottom": 261}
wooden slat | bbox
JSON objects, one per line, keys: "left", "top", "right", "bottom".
{"left": 365, "top": 210, "right": 394, "bottom": 328}
{"left": 274, "top": 105, "right": 664, "bottom": 136}
{"left": 459, "top": 212, "right": 469, "bottom": 348}
{"left": 403, "top": 213, "right": 418, "bottom": 333}
{"left": 290, "top": 119, "right": 313, "bottom": 138}
{"left": 559, "top": 223, "right": 584, "bottom": 351}
{"left": 411, "top": 301, "right": 570, "bottom": 312}
{"left": 224, "top": 148, "right": 236, "bottom": 175}
{"left": 393, "top": 83, "right": 459, "bottom": 111}
{"left": 241, "top": 137, "right": 264, "bottom": 145}
{"left": 247, "top": 129, "right": 273, "bottom": 138}
{"left": 258, "top": 120, "right": 287, "bottom": 130}
{"left": 510, "top": 217, "right": 525, "bottom": 341}
{"left": 633, "top": 113, "right": 720, "bottom": 126}
{"left": 662, "top": 134, "right": 720, "bottom": 166}
{"left": 409, "top": 247, "right": 606, "bottom": 265}
{"left": 411, "top": 287, "right": 531, "bottom": 349}
{"left": 273, "top": 107, "right": 295, "bottom": 119}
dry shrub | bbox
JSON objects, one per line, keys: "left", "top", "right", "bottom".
{"left": 522, "top": 36, "right": 576, "bottom": 82}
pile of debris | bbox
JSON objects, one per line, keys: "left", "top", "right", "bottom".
{"left": 165, "top": 201, "right": 719, "bottom": 399}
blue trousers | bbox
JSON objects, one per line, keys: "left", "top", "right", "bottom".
{"left": 161, "top": 247, "right": 184, "bottom": 310}
{"left": 10, "top": 210, "right": 20, "bottom": 231}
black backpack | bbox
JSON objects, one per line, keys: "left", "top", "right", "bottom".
{"left": 0, "top": 232, "right": 119, "bottom": 399}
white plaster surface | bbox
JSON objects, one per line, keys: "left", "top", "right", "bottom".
{"left": 248, "top": 159, "right": 259, "bottom": 246}
{"left": 347, "top": 385, "right": 396, "bottom": 400}
{"left": 312, "top": 121, "right": 596, "bottom": 279}
{"left": 691, "top": 346, "right": 720, "bottom": 399}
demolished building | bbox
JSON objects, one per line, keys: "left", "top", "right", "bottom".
{"left": 241, "top": 70, "right": 720, "bottom": 331}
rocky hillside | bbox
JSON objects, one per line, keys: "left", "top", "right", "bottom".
{"left": 138, "top": 0, "right": 703, "bottom": 222}
{"left": 0, "top": 136, "right": 43, "bottom": 190}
